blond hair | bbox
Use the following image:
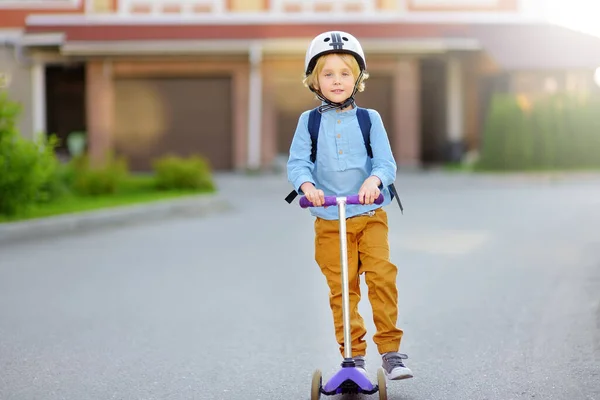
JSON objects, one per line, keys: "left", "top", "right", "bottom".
{"left": 303, "top": 53, "right": 369, "bottom": 93}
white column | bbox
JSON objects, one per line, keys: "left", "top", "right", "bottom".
{"left": 118, "top": 0, "right": 130, "bottom": 15}
{"left": 247, "top": 43, "right": 263, "bottom": 170}
{"left": 446, "top": 55, "right": 464, "bottom": 161}
{"left": 31, "top": 62, "right": 46, "bottom": 137}
{"left": 271, "top": 0, "right": 283, "bottom": 13}
{"left": 363, "top": 0, "right": 376, "bottom": 13}
{"left": 211, "top": 0, "right": 224, "bottom": 13}
{"left": 85, "top": 0, "right": 93, "bottom": 13}
{"left": 151, "top": 1, "right": 161, "bottom": 15}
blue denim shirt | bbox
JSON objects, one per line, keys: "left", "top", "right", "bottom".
{"left": 287, "top": 106, "right": 397, "bottom": 220}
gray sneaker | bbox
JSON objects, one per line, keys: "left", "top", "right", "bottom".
{"left": 354, "top": 356, "right": 367, "bottom": 374}
{"left": 382, "top": 352, "right": 413, "bottom": 380}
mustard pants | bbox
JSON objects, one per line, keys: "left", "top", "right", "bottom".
{"left": 314, "top": 208, "right": 403, "bottom": 357}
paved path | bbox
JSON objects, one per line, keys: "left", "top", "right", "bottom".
{"left": 1, "top": 171, "right": 599, "bottom": 400}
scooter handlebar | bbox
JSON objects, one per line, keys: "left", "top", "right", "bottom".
{"left": 299, "top": 194, "right": 384, "bottom": 208}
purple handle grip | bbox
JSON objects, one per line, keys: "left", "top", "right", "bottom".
{"left": 300, "top": 194, "right": 384, "bottom": 208}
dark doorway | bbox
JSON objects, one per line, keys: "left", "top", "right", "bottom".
{"left": 45, "top": 64, "right": 86, "bottom": 159}
{"left": 419, "top": 58, "right": 447, "bottom": 166}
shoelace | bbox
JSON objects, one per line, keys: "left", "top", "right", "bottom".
{"left": 384, "top": 353, "right": 408, "bottom": 368}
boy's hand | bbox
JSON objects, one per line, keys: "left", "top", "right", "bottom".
{"left": 359, "top": 176, "right": 382, "bottom": 205}
{"left": 301, "top": 182, "right": 325, "bottom": 207}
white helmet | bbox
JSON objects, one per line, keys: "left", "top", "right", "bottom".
{"left": 304, "top": 31, "right": 367, "bottom": 76}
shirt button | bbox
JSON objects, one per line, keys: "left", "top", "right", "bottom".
{"left": 339, "top": 150, "right": 343, "bottom": 155}
{"left": 337, "top": 134, "right": 341, "bottom": 138}
{"left": 337, "top": 120, "right": 341, "bottom": 124}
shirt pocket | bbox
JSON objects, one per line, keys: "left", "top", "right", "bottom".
{"left": 317, "top": 133, "right": 346, "bottom": 171}
{"left": 347, "top": 128, "right": 368, "bottom": 157}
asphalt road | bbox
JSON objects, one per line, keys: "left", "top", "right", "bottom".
{"left": 1, "top": 171, "right": 599, "bottom": 400}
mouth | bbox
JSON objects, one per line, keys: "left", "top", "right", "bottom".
{"left": 331, "top": 89, "right": 345, "bottom": 94}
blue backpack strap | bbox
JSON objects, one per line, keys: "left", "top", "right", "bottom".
{"left": 356, "top": 107, "right": 404, "bottom": 214}
{"left": 308, "top": 107, "right": 321, "bottom": 163}
{"left": 356, "top": 107, "right": 373, "bottom": 158}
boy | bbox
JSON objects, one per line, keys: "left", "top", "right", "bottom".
{"left": 286, "top": 31, "right": 413, "bottom": 381}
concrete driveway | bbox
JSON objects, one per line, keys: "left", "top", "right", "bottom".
{"left": 1, "top": 171, "right": 599, "bottom": 400}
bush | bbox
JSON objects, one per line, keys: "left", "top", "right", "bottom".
{"left": 477, "top": 94, "right": 523, "bottom": 170}
{"left": 477, "top": 92, "right": 600, "bottom": 171}
{"left": 66, "top": 153, "right": 129, "bottom": 196}
{"left": 0, "top": 93, "right": 61, "bottom": 215}
{"left": 153, "top": 154, "right": 215, "bottom": 191}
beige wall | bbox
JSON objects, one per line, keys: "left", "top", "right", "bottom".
{"left": 0, "top": 46, "right": 36, "bottom": 140}
{"left": 392, "top": 58, "right": 421, "bottom": 167}
{"left": 86, "top": 60, "right": 115, "bottom": 167}
{"left": 462, "top": 52, "right": 480, "bottom": 152}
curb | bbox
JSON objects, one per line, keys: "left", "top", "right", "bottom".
{"left": 0, "top": 194, "right": 231, "bottom": 246}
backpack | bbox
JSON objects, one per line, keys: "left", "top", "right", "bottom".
{"left": 285, "top": 106, "right": 403, "bottom": 213}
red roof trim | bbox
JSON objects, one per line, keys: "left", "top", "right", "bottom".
{"left": 25, "top": 23, "right": 470, "bottom": 41}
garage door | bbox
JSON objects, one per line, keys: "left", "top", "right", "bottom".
{"left": 114, "top": 77, "right": 232, "bottom": 171}
{"left": 276, "top": 74, "right": 394, "bottom": 156}
{"left": 356, "top": 74, "right": 394, "bottom": 150}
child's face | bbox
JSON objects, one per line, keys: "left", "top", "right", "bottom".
{"left": 315, "top": 54, "right": 356, "bottom": 104}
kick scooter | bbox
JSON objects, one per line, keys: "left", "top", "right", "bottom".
{"left": 300, "top": 194, "right": 387, "bottom": 400}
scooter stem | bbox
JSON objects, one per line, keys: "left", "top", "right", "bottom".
{"left": 336, "top": 197, "right": 352, "bottom": 360}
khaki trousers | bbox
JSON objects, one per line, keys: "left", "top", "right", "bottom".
{"left": 314, "top": 208, "right": 403, "bottom": 356}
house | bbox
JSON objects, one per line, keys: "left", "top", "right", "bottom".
{"left": 1, "top": 0, "right": 600, "bottom": 172}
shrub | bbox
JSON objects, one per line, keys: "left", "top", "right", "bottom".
{"left": 477, "top": 92, "right": 600, "bottom": 171}
{"left": 67, "top": 153, "right": 129, "bottom": 196}
{"left": 477, "top": 94, "right": 525, "bottom": 170}
{"left": 153, "top": 154, "right": 215, "bottom": 191}
{"left": 0, "top": 93, "right": 61, "bottom": 215}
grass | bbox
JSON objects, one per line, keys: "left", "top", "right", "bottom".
{"left": 0, "top": 175, "right": 212, "bottom": 223}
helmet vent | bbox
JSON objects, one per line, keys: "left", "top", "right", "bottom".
{"left": 323, "top": 37, "right": 331, "bottom": 42}
{"left": 342, "top": 37, "right": 348, "bottom": 41}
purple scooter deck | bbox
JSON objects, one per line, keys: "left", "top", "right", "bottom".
{"left": 322, "top": 367, "right": 376, "bottom": 394}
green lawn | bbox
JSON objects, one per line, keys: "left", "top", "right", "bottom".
{"left": 0, "top": 175, "right": 213, "bottom": 223}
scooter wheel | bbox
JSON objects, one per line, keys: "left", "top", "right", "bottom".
{"left": 377, "top": 368, "right": 387, "bottom": 400}
{"left": 311, "top": 369, "right": 322, "bottom": 400}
